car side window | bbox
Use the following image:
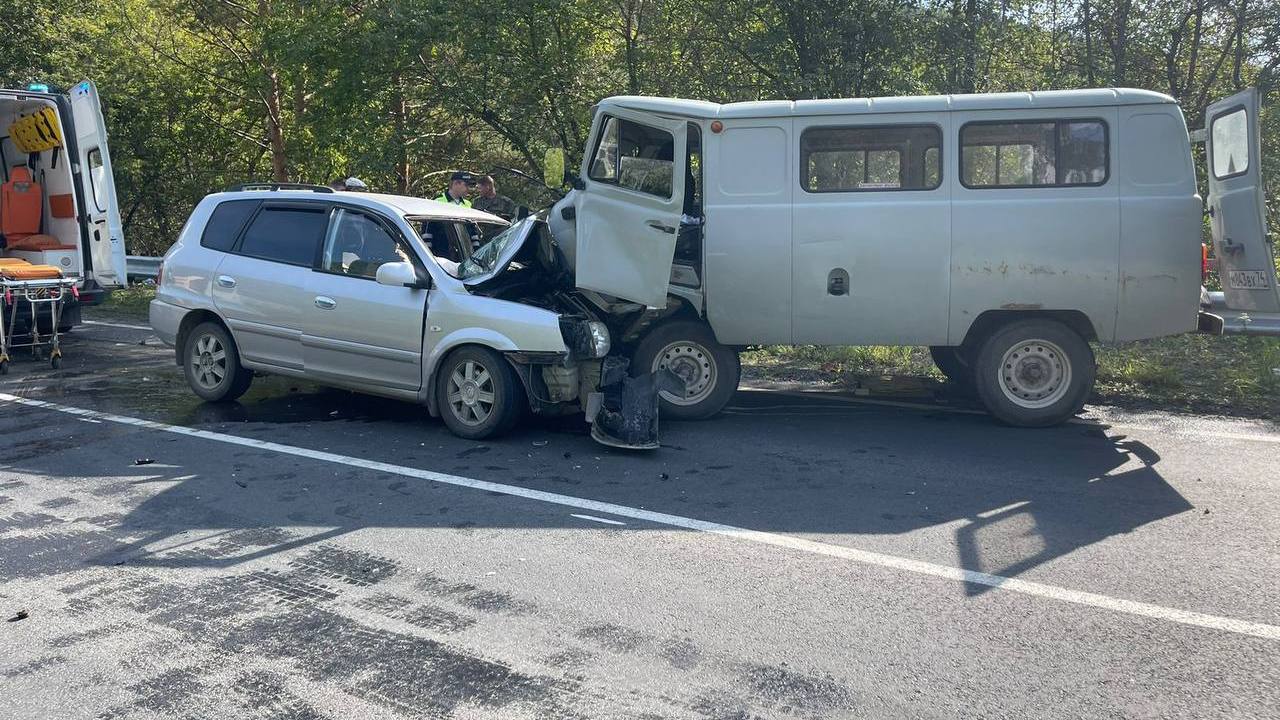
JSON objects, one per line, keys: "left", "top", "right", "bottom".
{"left": 236, "top": 205, "right": 328, "bottom": 266}
{"left": 201, "top": 200, "right": 259, "bottom": 251}
{"left": 321, "top": 208, "right": 409, "bottom": 279}
{"left": 588, "top": 115, "right": 675, "bottom": 199}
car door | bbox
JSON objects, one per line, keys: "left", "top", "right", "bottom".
{"left": 573, "top": 108, "right": 686, "bottom": 309}
{"left": 1205, "top": 88, "right": 1278, "bottom": 313}
{"left": 210, "top": 201, "right": 327, "bottom": 372}
{"left": 68, "top": 80, "right": 126, "bottom": 288}
{"left": 303, "top": 206, "right": 427, "bottom": 391}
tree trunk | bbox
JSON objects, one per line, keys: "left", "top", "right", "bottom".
{"left": 1083, "top": 0, "right": 1094, "bottom": 85}
{"left": 264, "top": 68, "right": 287, "bottom": 182}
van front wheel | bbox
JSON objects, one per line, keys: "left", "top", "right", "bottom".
{"left": 973, "top": 319, "right": 1094, "bottom": 427}
{"left": 632, "top": 320, "right": 739, "bottom": 420}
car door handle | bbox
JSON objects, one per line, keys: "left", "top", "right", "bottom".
{"left": 314, "top": 296, "right": 337, "bottom": 309}
{"left": 215, "top": 275, "right": 236, "bottom": 288}
{"left": 646, "top": 220, "right": 676, "bottom": 234}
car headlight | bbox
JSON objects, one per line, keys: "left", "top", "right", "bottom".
{"left": 587, "top": 321, "right": 610, "bottom": 358}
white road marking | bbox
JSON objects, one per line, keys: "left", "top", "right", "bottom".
{"left": 82, "top": 320, "right": 153, "bottom": 332}
{"left": 738, "top": 388, "right": 1280, "bottom": 445}
{"left": 570, "top": 513, "right": 627, "bottom": 526}
{"left": 2, "top": 390, "right": 1278, "bottom": 642}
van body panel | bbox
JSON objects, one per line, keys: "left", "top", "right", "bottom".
{"left": 68, "top": 80, "right": 126, "bottom": 288}
{"left": 703, "top": 120, "right": 794, "bottom": 344}
{"left": 948, "top": 106, "right": 1120, "bottom": 345}
{"left": 791, "top": 112, "right": 951, "bottom": 345}
{"left": 1115, "top": 105, "right": 1202, "bottom": 341}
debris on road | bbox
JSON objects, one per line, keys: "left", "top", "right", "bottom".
{"left": 133, "top": 458, "right": 154, "bottom": 465}
{"left": 532, "top": 440, "right": 549, "bottom": 447}
{"left": 8, "top": 609, "right": 29, "bottom": 622}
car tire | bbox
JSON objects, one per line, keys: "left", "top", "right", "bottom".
{"left": 972, "top": 319, "right": 1094, "bottom": 427}
{"left": 436, "top": 346, "right": 524, "bottom": 440}
{"left": 632, "top": 320, "right": 739, "bottom": 420}
{"left": 183, "top": 321, "right": 253, "bottom": 402}
{"left": 929, "top": 346, "right": 973, "bottom": 386}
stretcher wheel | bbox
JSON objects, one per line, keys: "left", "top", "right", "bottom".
{"left": 50, "top": 355, "right": 62, "bottom": 369}
{"left": 0, "top": 360, "right": 8, "bottom": 375}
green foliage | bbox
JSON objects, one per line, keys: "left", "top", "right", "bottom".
{"left": 3, "top": 0, "right": 1277, "bottom": 256}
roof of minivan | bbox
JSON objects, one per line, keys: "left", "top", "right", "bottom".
{"left": 212, "top": 190, "right": 508, "bottom": 224}
{"left": 600, "top": 88, "right": 1177, "bottom": 119}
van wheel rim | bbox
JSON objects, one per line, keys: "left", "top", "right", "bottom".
{"left": 447, "top": 360, "right": 495, "bottom": 426}
{"left": 997, "top": 339, "right": 1071, "bottom": 409}
{"left": 190, "top": 334, "right": 228, "bottom": 391}
{"left": 652, "top": 341, "right": 717, "bottom": 406}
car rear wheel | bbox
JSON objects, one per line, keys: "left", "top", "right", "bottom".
{"left": 972, "top": 319, "right": 1094, "bottom": 427}
{"left": 183, "top": 321, "right": 253, "bottom": 402}
{"left": 436, "top": 346, "right": 524, "bottom": 440}
{"left": 632, "top": 320, "right": 739, "bottom": 420}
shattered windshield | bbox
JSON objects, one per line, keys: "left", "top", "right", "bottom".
{"left": 457, "top": 216, "right": 534, "bottom": 280}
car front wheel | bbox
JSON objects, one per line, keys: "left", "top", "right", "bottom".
{"left": 436, "top": 346, "right": 524, "bottom": 440}
{"left": 632, "top": 320, "right": 739, "bottom": 420}
{"left": 972, "top": 319, "right": 1095, "bottom": 427}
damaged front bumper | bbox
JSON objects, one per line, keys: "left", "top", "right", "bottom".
{"left": 507, "top": 322, "right": 678, "bottom": 451}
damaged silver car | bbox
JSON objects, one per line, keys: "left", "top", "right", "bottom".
{"left": 150, "top": 183, "right": 686, "bottom": 449}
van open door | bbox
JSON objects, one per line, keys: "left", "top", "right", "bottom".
{"left": 1205, "top": 88, "right": 1278, "bottom": 314}
{"left": 574, "top": 108, "right": 686, "bottom": 309}
{"left": 69, "top": 80, "right": 126, "bottom": 288}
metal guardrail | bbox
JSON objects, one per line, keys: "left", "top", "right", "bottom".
{"left": 126, "top": 255, "right": 162, "bottom": 281}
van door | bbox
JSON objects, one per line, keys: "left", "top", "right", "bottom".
{"left": 68, "top": 80, "right": 126, "bottom": 288}
{"left": 574, "top": 108, "right": 686, "bottom": 309}
{"left": 1205, "top": 88, "right": 1278, "bottom": 312}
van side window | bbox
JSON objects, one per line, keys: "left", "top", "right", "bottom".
{"left": 800, "top": 125, "right": 941, "bottom": 192}
{"left": 1210, "top": 107, "right": 1249, "bottom": 179}
{"left": 87, "top": 148, "right": 108, "bottom": 212}
{"left": 200, "top": 200, "right": 259, "bottom": 251}
{"left": 961, "top": 119, "right": 1108, "bottom": 188}
{"left": 236, "top": 205, "right": 327, "bottom": 266}
{"left": 587, "top": 115, "right": 675, "bottom": 199}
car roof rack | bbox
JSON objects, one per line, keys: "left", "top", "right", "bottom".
{"left": 225, "top": 182, "right": 335, "bottom": 193}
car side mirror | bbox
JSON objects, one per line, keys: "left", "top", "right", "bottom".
{"left": 376, "top": 261, "right": 427, "bottom": 289}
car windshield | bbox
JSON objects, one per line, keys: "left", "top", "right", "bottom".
{"left": 457, "top": 216, "right": 533, "bottom": 280}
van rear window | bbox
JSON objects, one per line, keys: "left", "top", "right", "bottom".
{"left": 801, "top": 125, "right": 941, "bottom": 192}
{"left": 201, "top": 200, "right": 259, "bottom": 251}
{"left": 960, "top": 119, "right": 1108, "bottom": 188}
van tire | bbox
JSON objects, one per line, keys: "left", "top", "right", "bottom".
{"left": 436, "top": 346, "right": 524, "bottom": 440}
{"left": 973, "top": 319, "right": 1094, "bottom": 427}
{"left": 632, "top": 320, "right": 739, "bottom": 420}
{"left": 183, "top": 321, "right": 253, "bottom": 402}
{"left": 929, "top": 346, "right": 973, "bottom": 386}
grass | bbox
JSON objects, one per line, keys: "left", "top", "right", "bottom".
{"left": 742, "top": 335, "right": 1280, "bottom": 419}
{"left": 99, "top": 283, "right": 156, "bottom": 318}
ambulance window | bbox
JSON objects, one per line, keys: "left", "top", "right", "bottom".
{"left": 961, "top": 119, "right": 1108, "bottom": 188}
{"left": 1211, "top": 107, "right": 1249, "bottom": 179}
{"left": 87, "top": 148, "right": 107, "bottom": 212}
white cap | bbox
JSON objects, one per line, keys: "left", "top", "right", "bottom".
{"left": 344, "top": 177, "right": 368, "bottom": 191}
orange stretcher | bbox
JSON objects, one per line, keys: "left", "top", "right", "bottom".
{"left": 1, "top": 258, "right": 77, "bottom": 373}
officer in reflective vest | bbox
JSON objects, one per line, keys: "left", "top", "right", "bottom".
{"left": 435, "top": 171, "right": 473, "bottom": 207}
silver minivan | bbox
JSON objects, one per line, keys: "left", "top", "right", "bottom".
{"left": 543, "top": 86, "right": 1274, "bottom": 426}
{"left": 151, "top": 185, "right": 679, "bottom": 448}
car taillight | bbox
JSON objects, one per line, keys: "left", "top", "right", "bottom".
{"left": 1201, "top": 243, "right": 1209, "bottom": 282}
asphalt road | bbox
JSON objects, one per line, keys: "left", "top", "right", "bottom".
{"left": 1, "top": 315, "right": 1277, "bottom": 719}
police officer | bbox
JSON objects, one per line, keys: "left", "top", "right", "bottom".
{"left": 470, "top": 175, "right": 517, "bottom": 220}
{"left": 435, "top": 171, "right": 472, "bottom": 207}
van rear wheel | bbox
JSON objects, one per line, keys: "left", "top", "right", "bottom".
{"left": 632, "top": 320, "right": 739, "bottom": 420}
{"left": 972, "top": 319, "right": 1094, "bottom": 427}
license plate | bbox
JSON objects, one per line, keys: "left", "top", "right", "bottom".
{"left": 1228, "top": 270, "right": 1271, "bottom": 290}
